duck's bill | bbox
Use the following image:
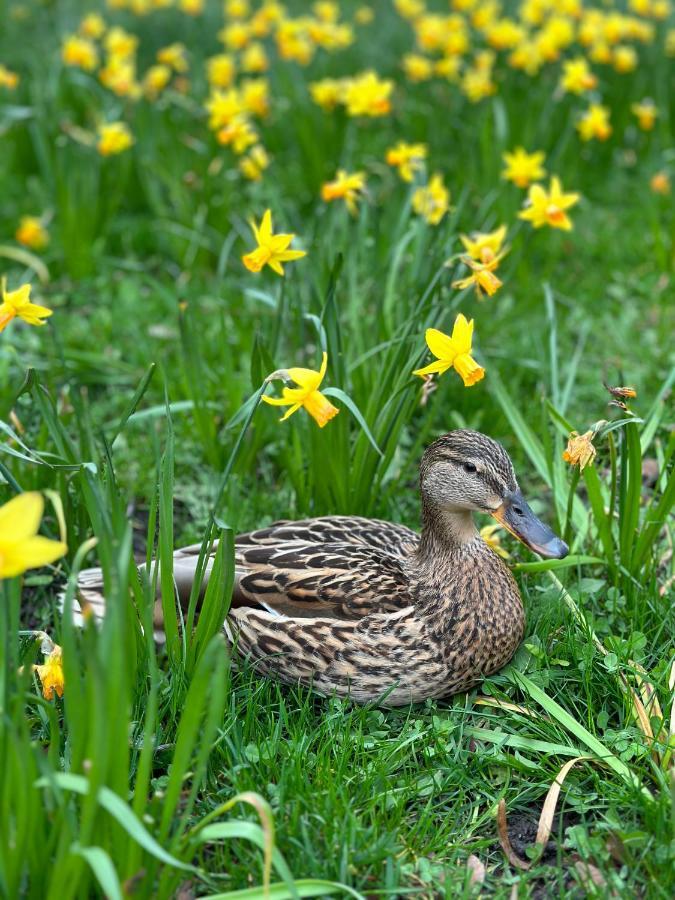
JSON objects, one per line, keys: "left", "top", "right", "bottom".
{"left": 492, "top": 490, "right": 569, "bottom": 560}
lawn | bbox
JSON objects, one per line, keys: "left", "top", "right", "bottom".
{"left": 1, "top": 0, "right": 674, "bottom": 897}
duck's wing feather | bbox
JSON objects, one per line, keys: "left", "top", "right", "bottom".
{"left": 233, "top": 541, "right": 413, "bottom": 619}
{"left": 235, "top": 515, "right": 419, "bottom": 561}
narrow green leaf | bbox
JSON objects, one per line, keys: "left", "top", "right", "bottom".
{"left": 322, "top": 388, "right": 383, "bottom": 458}
{"left": 71, "top": 845, "right": 123, "bottom": 900}
{"left": 34, "top": 774, "right": 195, "bottom": 871}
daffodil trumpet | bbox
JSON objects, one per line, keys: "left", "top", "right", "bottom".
{"left": 491, "top": 489, "right": 568, "bottom": 559}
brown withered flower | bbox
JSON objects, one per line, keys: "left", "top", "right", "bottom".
{"left": 603, "top": 381, "right": 637, "bottom": 411}
{"left": 562, "top": 430, "right": 597, "bottom": 471}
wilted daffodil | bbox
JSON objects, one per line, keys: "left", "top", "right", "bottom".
{"left": 385, "top": 141, "right": 427, "bottom": 182}
{"left": 242, "top": 209, "right": 306, "bottom": 275}
{"left": 562, "top": 430, "right": 597, "bottom": 471}
{"left": 34, "top": 638, "right": 65, "bottom": 701}
{"left": 321, "top": 170, "right": 366, "bottom": 214}
{"left": 413, "top": 314, "right": 485, "bottom": 387}
{"left": 263, "top": 352, "right": 339, "bottom": 427}
{"left": 0, "top": 279, "right": 53, "bottom": 334}
{"left": 519, "top": 177, "right": 579, "bottom": 231}
{"left": 0, "top": 492, "right": 67, "bottom": 578}
{"left": 459, "top": 224, "right": 507, "bottom": 264}
{"left": 501, "top": 147, "right": 546, "bottom": 189}
{"left": 412, "top": 173, "right": 449, "bottom": 225}
{"left": 632, "top": 100, "right": 658, "bottom": 131}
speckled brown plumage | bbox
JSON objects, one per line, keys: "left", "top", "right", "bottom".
{"left": 73, "top": 430, "right": 568, "bottom": 706}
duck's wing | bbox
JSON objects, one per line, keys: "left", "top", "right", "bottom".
{"left": 232, "top": 540, "right": 413, "bottom": 619}
{"left": 235, "top": 515, "right": 419, "bottom": 561}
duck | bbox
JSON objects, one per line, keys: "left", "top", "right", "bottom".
{"left": 74, "top": 430, "right": 568, "bottom": 706}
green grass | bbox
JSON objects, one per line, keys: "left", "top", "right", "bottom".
{"left": 1, "top": 0, "right": 675, "bottom": 897}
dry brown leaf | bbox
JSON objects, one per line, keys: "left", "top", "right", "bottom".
{"left": 572, "top": 858, "right": 607, "bottom": 891}
{"left": 496, "top": 799, "right": 530, "bottom": 870}
{"left": 535, "top": 756, "right": 590, "bottom": 846}
{"left": 497, "top": 757, "right": 594, "bottom": 871}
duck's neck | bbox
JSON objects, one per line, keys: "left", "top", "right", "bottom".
{"left": 418, "top": 498, "right": 478, "bottom": 560}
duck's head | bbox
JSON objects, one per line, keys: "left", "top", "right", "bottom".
{"left": 420, "top": 429, "right": 568, "bottom": 560}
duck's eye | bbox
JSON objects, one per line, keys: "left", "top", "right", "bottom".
{"left": 463, "top": 461, "right": 478, "bottom": 474}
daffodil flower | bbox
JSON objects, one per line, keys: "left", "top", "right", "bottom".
{"left": 459, "top": 225, "right": 507, "bottom": 264}
{"left": 413, "top": 314, "right": 485, "bottom": 387}
{"left": 35, "top": 643, "right": 65, "bottom": 701}
{"left": 0, "top": 493, "right": 67, "bottom": 578}
{"left": 519, "top": 177, "right": 579, "bottom": 231}
{"left": 0, "top": 279, "right": 53, "bottom": 335}
{"left": 501, "top": 147, "right": 546, "bottom": 189}
{"left": 242, "top": 209, "right": 307, "bottom": 276}
{"left": 321, "top": 170, "right": 366, "bottom": 215}
{"left": 453, "top": 256, "right": 503, "bottom": 299}
{"left": 562, "top": 430, "right": 596, "bottom": 471}
{"left": 263, "top": 352, "right": 339, "bottom": 427}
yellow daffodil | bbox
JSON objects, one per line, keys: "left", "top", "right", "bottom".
{"left": 403, "top": 53, "right": 433, "bottom": 82}
{"left": 0, "top": 65, "right": 20, "bottom": 90}
{"left": 613, "top": 45, "right": 637, "bottom": 73}
{"left": 355, "top": 6, "right": 374, "bottom": 24}
{"left": 62, "top": 35, "right": 99, "bottom": 71}
{"left": 242, "top": 42, "right": 269, "bottom": 73}
{"left": 104, "top": 26, "right": 138, "bottom": 60}
{"left": 0, "top": 493, "right": 67, "bottom": 578}
{"left": 412, "top": 173, "right": 449, "bottom": 226}
{"left": 79, "top": 13, "right": 106, "bottom": 39}
{"left": 559, "top": 56, "right": 597, "bottom": 94}
{"left": 321, "top": 170, "right": 366, "bottom": 214}
{"left": 239, "top": 144, "right": 270, "bottom": 181}
{"left": 459, "top": 225, "right": 507, "bottom": 264}
{"left": 97, "top": 121, "right": 134, "bottom": 156}
{"left": 519, "top": 177, "right": 579, "bottom": 231}
{"left": 157, "top": 43, "right": 188, "bottom": 73}
{"left": 207, "top": 53, "right": 236, "bottom": 88}
{"left": 562, "top": 430, "right": 596, "bottom": 471}
{"left": 577, "top": 103, "right": 612, "bottom": 142}
{"left": 343, "top": 70, "right": 393, "bottom": 117}
{"left": 650, "top": 171, "right": 671, "bottom": 195}
{"left": 480, "top": 523, "right": 510, "bottom": 559}
{"left": 452, "top": 257, "right": 503, "bottom": 299}
{"left": 15, "top": 216, "right": 49, "bottom": 250}
{"left": 0, "top": 279, "right": 53, "bottom": 334}
{"left": 310, "top": 77, "right": 346, "bottom": 111}
{"left": 143, "top": 64, "right": 172, "bottom": 99}
{"left": 501, "top": 147, "right": 546, "bottom": 189}
{"left": 632, "top": 100, "right": 658, "bottom": 131}
{"left": 263, "top": 352, "right": 339, "bottom": 427}
{"left": 217, "top": 115, "right": 258, "bottom": 153}
{"left": 385, "top": 141, "right": 427, "bottom": 182}
{"left": 413, "top": 314, "right": 485, "bottom": 387}
{"left": 242, "top": 209, "right": 306, "bottom": 275}
{"left": 35, "top": 643, "right": 65, "bottom": 701}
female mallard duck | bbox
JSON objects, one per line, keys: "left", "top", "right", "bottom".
{"left": 75, "top": 430, "right": 567, "bottom": 705}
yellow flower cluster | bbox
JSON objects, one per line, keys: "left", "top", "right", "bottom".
{"left": 310, "top": 71, "right": 394, "bottom": 117}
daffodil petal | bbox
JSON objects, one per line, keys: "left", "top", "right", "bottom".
{"left": 450, "top": 314, "right": 473, "bottom": 355}
{"left": 0, "top": 492, "right": 44, "bottom": 540}
{"left": 424, "top": 328, "right": 456, "bottom": 361}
